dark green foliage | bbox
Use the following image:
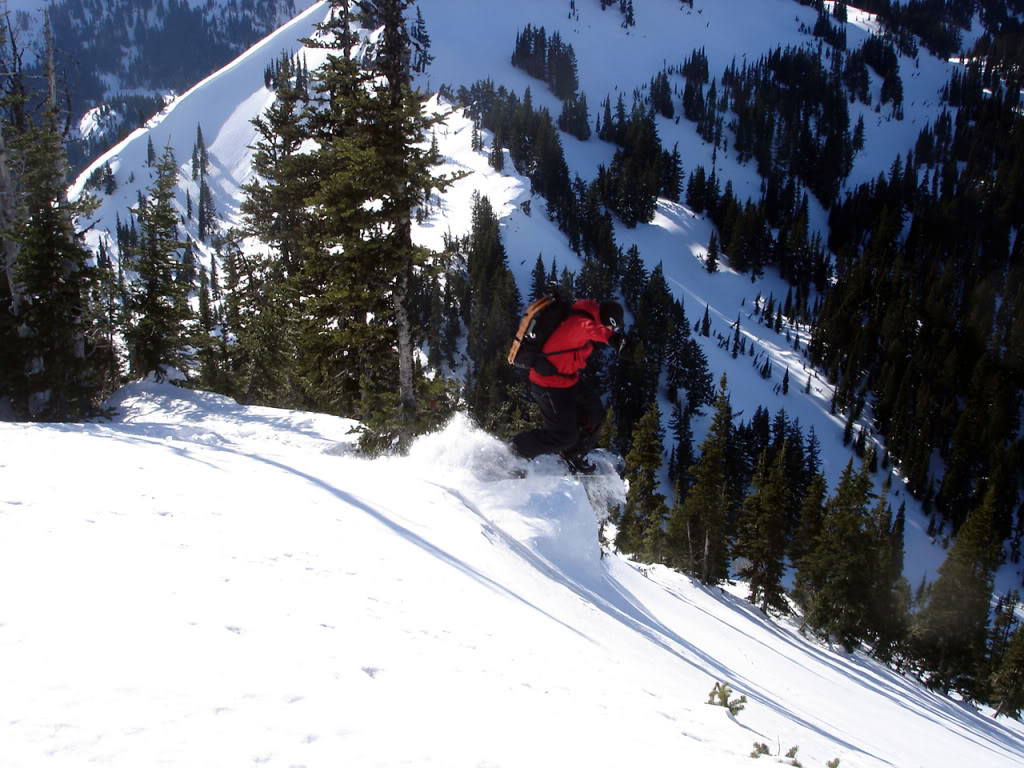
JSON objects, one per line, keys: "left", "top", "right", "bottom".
{"left": 510, "top": 25, "right": 579, "bottom": 100}
{"left": 410, "top": 5, "right": 433, "bottom": 73}
{"left": 213, "top": 0, "right": 463, "bottom": 450}
{"left": 558, "top": 91, "right": 591, "bottom": 141}
{"left": 705, "top": 231, "right": 719, "bottom": 273}
{"left": 912, "top": 486, "right": 1001, "bottom": 696}
{"left": 793, "top": 459, "right": 875, "bottom": 651}
{"left": 668, "top": 375, "right": 736, "bottom": 583}
{"left": 594, "top": 95, "right": 665, "bottom": 227}
{"left": 4, "top": 111, "right": 106, "bottom": 419}
{"left": 218, "top": 239, "right": 302, "bottom": 409}
{"left": 992, "top": 623, "right": 1024, "bottom": 719}
{"left": 618, "top": 400, "right": 667, "bottom": 561}
{"left": 734, "top": 448, "right": 790, "bottom": 614}
{"left": 789, "top": 472, "right": 827, "bottom": 570}
{"left": 864, "top": 480, "right": 911, "bottom": 661}
{"left": 814, "top": 59, "right": 1024, "bottom": 555}
{"left": 123, "top": 144, "right": 192, "bottom": 380}
{"left": 456, "top": 194, "right": 526, "bottom": 438}
{"left": 528, "top": 253, "right": 547, "bottom": 302}
{"left": 813, "top": 5, "right": 847, "bottom": 49}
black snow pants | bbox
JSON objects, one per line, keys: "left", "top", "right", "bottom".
{"left": 511, "top": 378, "right": 605, "bottom": 461}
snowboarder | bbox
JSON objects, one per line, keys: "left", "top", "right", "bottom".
{"left": 511, "top": 299, "right": 626, "bottom": 474}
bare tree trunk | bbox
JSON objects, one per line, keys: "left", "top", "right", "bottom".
{"left": 379, "top": 0, "right": 417, "bottom": 450}
{"left": 686, "top": 515, "right": 694, "bottom": 575}
{"left": 0, "top": 128, "right": 21, "bottom": 318}
{"left": 702, "top": 530, "right": 710, "bottom": 585}
{"left": 394, "top": 256, "right": 416, "bottom": 441}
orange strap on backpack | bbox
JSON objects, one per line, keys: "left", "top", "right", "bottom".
{"left": 507, "top": 295, "right": 555, "bottom": 366}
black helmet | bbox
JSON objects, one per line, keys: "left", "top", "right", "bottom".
{"left": 599, "top": 300, "right": 624, "bottom": 331}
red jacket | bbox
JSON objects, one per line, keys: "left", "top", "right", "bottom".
{"left": 529, "top": 299, "right": 614, "bottom": 389}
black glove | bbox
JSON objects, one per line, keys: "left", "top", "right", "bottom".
{"left": 609, "top": 331, "right": 626, "bottom": 354}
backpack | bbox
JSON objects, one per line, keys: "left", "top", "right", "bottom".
{"left": 507, "top": 295, "right": 578, "bottom": 377}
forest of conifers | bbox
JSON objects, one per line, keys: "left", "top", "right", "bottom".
{"left": 2, "top": 0, "right": 1024, "bottom": 711}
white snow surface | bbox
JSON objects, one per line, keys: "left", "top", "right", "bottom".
{"left": 2, "top": 379, "right": 1023, "bottom": 767}
{"left": 19, "top": 1, "right": 1021, "bottom": 762}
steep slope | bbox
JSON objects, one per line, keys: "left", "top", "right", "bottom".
{"left": 66, "top": 1, "right": 1022, "bottom": 594}
{"left": 1, "top": 381, "right": 1022, "bottom": 765}
{"left": 6, "top": 0, "right": 319, "bottom": 169}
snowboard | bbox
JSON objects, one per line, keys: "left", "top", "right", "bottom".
{"left": 496, "top": 449, "right": 625, "bottom": 481}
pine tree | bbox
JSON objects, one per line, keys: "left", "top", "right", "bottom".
{"left": 5, "top": 107, "right": 102, "bottom": 419}
{"left": 705, "top": 230, "right": 719, "bottom": 273}
{"left": 197, "top": 175, "right": 216, "bottom": 242}
{"left": 669, "top": 374, "right": 733, "bottom": 583}
{"left": 529, "top": 253, "right": 547, "bottom": 301}
{"left": 734, "top": 447, "right": 790, "bottom": 615}
{"left": 410, "top": 5, "right": 434, "bottom": 73}
{"left": 298, "top": 0, "right": 460, "bottom": 450}
{"left": 789, "top": 471, "right": 827, "bottom": 569}
{"left": 239, "top": 49, "right": 308, "bottom": 279}
{"left": 992, "top": 624, "right": 1024, "bottom": 719}
{"left": 123, "top": 144, "right": 191, "bottom": 380}
{"left": 865, "top": 479, "right": 910, "bottom": 661}
{"left": 794, "top": 459, "right": 874, "bottom": 650}
{"left": 913, "top": 485, "right": 1001, "bottom": 696}
{"left": 619, "top": 400, "right": 667, "bottom": 560}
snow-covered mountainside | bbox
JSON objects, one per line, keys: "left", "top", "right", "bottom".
{"left": 5, "top": 0, "right": 319, "bottom": 168}
{"left": 2, "top": 378, "right": 1022, "bottom": 766}
{"left": 67, "top": 0, "right": 1022, "bottom": 595}
{"left": 0, "top": 0, "right": 1015, "bottom": 762}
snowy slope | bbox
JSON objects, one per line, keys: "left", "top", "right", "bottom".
{"left": 65, "top": 0, "right": 1022, "bottom": 633}
{"left": 1, "top": 381, "right": 1023, "bottom": 766}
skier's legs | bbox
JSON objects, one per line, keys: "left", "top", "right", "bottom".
{"left": 511, "top": 382, "right": 580, "bottom": 459}
{"left": 565, "top": 378, "right": 606, "bottom": 458}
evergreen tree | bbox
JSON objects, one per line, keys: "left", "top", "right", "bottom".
{"left": 620, "top": 400, "right": 668, "bottom": 561}
{"left": 197, "top": 176, "right": 216, "bottom": 242}
{"left": 5, "top": 108, "right": 102, "bottom": 419}
{"left": 913, "top": 486, "right": 1001, "bottom": 696}
{"left": 529, "top": 253, "right": 547, "bottom": 301}
{"left": 299, "top": 0, "right": 459, "bottom": 451}
{"left": 789, "top": 471, "right": 827, "bottom": 568}
{"left": 734, "top": 447, "right": 790, "bottom": 615}
{"left": 410, "top": 5, "right": 434, "bottom": 73}
{"left": 668, "top": 396, "right": 695, "bottom": 495}
{"left": 989, "top": 591, "right": 1021, "bottom": 679}
{"left": 123, "top": 144, "right": 191, "bottom": 380}
{"left": 193, "top": 124, "right": 209, "bottom": 179}
{"left": 619, "top": 243, "right": 647, "bottom": 313}
{"left": 240, "top": 50, "right": 308, "bottom": 278}
{"left": 669, "top": 374, "right": 733, "bottom": 583}
{"left": 992, "top": 624, "right": 1024, "bottom": 719}
{"left": 794, "top": 459, "right": 874, "bottom": 650}
{"left": 705, "top": 230, "right": 719, "bottom": 273}
{"left": 866, "top": 479, "right": 910, "bottom": 661}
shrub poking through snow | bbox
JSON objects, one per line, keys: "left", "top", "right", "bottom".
{"left": 707, "top": 681, "right": 747, "bottom": 715}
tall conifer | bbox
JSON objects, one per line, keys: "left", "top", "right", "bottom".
{"left": 6, "top": 110, "right": 101, "bottom": 418}
{"left": 669, "top": 374, "right": 733, "bottom": 583}
{"left": 913, "top": 486, "right": 1001, "bottom": 695}
{"left": 123, "top": 144, "right": 190, "bottom": 380}
{"left": 734, "top": 447, "right": 790, "bottom": 614}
